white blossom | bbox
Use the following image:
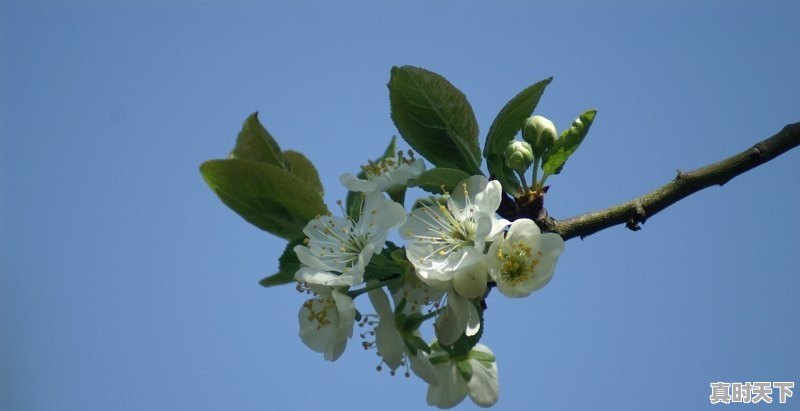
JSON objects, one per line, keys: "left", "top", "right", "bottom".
{"left": 401, "top": 175, "right": 507, "bottom": 286}
{"left": 400, "top": 175, "right": 507, "bottom": 344}
{"left": 294, "top": 192, "right": 406, "bottom": 286}
{"left": 340, "top": 150, "right": 426, "bottom": 193}
{"left": 367, "top": 287, "right": 437, "bottom": 385}
{"left": 487, "top": 218, "right": 564, "bottom": 298}
{"left": 426, "top": 343, "right": 499, "bottom": 409}
{"left": 298, "top": 286, "right": 355, "bottom": 362}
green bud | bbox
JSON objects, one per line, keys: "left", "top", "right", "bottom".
{"left": 504, "top": 140, "right": 534, "bottom": 173}
{"left": 521, "top": 115, "right": 557, "bottom": 157}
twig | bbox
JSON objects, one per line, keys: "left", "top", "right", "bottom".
{"left": 538, "top": 122, "right": 800, "bottom": 241}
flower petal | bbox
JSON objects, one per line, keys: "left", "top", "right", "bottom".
{"left": 426, "top": 362, "right": 469, "bottom": 409}
{"left": 467, "top": 351, "right": 499, "bottom": 407}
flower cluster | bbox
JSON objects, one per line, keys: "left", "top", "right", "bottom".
{"left": 294, "top": 152, "right": 565, "bottom": 408}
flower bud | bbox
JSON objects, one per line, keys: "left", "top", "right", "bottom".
{"left": 504, "top": 140, "right": 534, "bottom": 173}
{"left": 521, "top": 115, "right": 557, "bottom": 157}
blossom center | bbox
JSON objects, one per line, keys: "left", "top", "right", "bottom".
{"left": 303, "top": 296, "right": 336, "bottom": 330}
{"left": 498, "top": 241, "right": 541, "bottom": 286}
{"left": 361, "top": 150, "right": 415, "bottom": 179}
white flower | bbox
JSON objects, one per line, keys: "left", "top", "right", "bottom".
{"left": 487, "top": 218, "right": 565, "bottom": 298}
{"left": 298, "top": 287, "right": 355, "bottom": 362}
{"left": 426, "top": 343, "right": 499, "bottom": 409}
{"left": 401, "top": 175, "right": 507, "bottom": 286}
{"left": 367, "top": 287, "right": 438, "bottom": 385}
{"left": 340, "top": 150, "right": 426, "bottom": 193}
{"left": 294, "top": 191, "right": 406, "bottom": 286}
{"left": 400, "top": 175, "right": 507, "bottom": 344}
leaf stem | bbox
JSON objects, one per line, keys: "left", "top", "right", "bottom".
{"left": 346, "top": 276, "right": 399, "bottom": 299}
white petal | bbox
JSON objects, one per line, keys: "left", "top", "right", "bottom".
{"left": 435, "top": 295, "right": 468, "bottom": 346}
{"left": 340, "top": 172, "right": 378, "bottom": 193}
{"left": 294, "top": 245, "right": 336, "bottom": 272}
{"left": 467, "top": 355, "right": 499, "bottom": 407}
{"left": 426, "top": 362, "right": 468, "bottom": 409}
{"left": 361, "top": 192, "right": 407, "bottom": 249}
{"left": 474, "top": 180, "right": 502, "bottom": 216}
{"left": 367, "top": 288, "right": 394, "bottom": 318}
{"left": 451, "top": 252, "right": 488, "bottom": 299}
{"left": 375, "top": 322, "right": 404, "bottom": 369}
{"left": 326, "top": 290, "right": 355, "bottom": 361}
{"left": 450, "top": 175, "right": 488, "bottom": 209}
{"left": 408, "top": 344, "right": 439, "bottom": 386}
{"left": 295, "top": 267, "right": 355, "bottom": 287}
{"left": 298, "top": 295, "right": 336, "bottom": 356}
{"left": 465, "top": 300, "right": 481, "bottom": 337}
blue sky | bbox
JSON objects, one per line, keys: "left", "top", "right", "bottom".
{"left": 2, "top": 1, "right": 798, "bottom": 410}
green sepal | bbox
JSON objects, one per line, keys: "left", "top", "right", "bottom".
{"left": 259, "top": 239, "right": 303, "bottom": 287}
{"left": 406, "top": 334, "right": 432, "bottom": 355}
{"left": 428, "top": 352, "right": 450, "bottom": 365}
{"left": 389, "top": 66, "right": 482, "bottom": 176}
{"left": 200, "top": 159, "right": 327, "bottom": 240}
{"left": 469, "top": 350, "right": 496, "bottom": 364}
{"left": 409, "top": 167, "right": 471, "bottom": 195}
{"left": 456, "top": 360, "right": 474, "bottom": 382}
{"left": 484, "top": 78, "right": 552, "bottom": 194}
{"left": 542, "top": 109, "right": 597, "bottom": 176}
{"left": 230, "top": 112, "right": 287, "bottom": 169}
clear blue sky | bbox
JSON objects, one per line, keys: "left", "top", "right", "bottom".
{"left": 2, "top": 1, "right": 798, "bottom": 410}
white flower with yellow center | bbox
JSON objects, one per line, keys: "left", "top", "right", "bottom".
{"left": 488, "top": 218, "right": 565, "bottom": 298}
{"left": 298, "top": 286, "right": 355, "bottom": 362}
{"left": 340, "top": 150, "right": 426, "bottom": 193}
{"left": 400, "top": 175, "right": 507, "bottom": 345}
{"left": 400, "top": 175, "right": 507, "bottom": 287}
{"left": 294, "top": 192, "right": 406, "bottom": 287}
{"left": 426, "top": 343, "right": 499, "bottom": 409}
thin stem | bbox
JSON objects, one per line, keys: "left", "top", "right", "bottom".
{"left": 347, "top": 276, "right": 398, "bottom": 299}
{"left": 538, "top": 122, "right": 800, "bottom": 240}
{"left": 515, "top": 170, "right": 530, "bottom": 193}
{"left": 531, "top": 156, "right": 540, "bottom": 192}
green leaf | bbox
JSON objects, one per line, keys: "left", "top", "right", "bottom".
{"left": 409, "top": 167, "right": 470, "bottom": 195}
{"left": 230, "top": 112, "right": 286, "bottom": 168}
{"left": 200, "top": 159, "right": 327, "bottom": 240}
{"left": 456, "top": 360, "right": 473, "bottom": 382}
{"left": 542, "top": 109, "right": 597, "bottom": 176}
{"left": 344, "top": 136, "right": 398, "bottom": 221}
{"left": 283, "top": 150, "right": 324, "bottom": 197}
{"left": 389, "top": 66, "right": 482, "bottom": 175}
{"left": 483, "top": 78, "right": 553, "bottom": 194}
{"left": 259, "top": 239, "right": 303, "bottom": 287}
{"left": 363, "top": 249, "right": 409, "bottom": 282}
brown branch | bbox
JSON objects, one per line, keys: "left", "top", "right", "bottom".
{"left": 538, "top": 122, "right": 800, "bottom": 241}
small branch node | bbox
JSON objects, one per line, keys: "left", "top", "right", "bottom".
{"left": 675, "top": 169, "right": 685, "bottom": 180}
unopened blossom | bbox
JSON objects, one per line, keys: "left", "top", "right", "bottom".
{"left": 340, "top": 150, "right": 426, "bottom": 193}
{"left": 366, "top": 288, "right": 437, "bottom": 385}
{"left": 487, "top": 218, "right": 565, "bottom": 298}
{"left": 298, "top": 286, "right": 355, "bottom": 362}
{"left": 426, "top": 343, "right": 499, "bottom": 409}
{"left": 294, "top": 191, "right": 406, "bottom": 286}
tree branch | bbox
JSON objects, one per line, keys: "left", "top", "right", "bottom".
{"left": 539, "top": 122, "right": 800, "bottom": 241}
